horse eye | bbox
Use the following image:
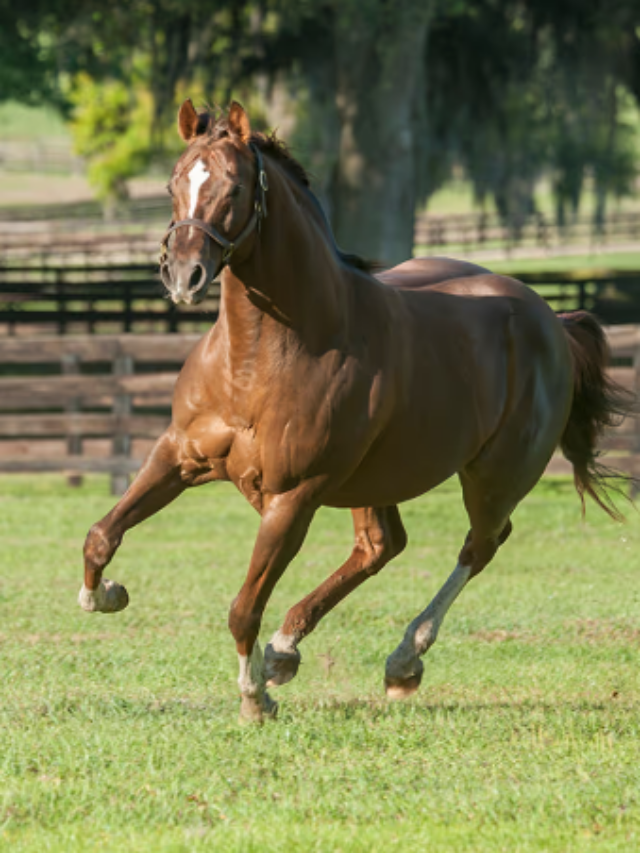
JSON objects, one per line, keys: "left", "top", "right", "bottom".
{"left": 231, "top": 184, "right": 243, "bottom": 198}
{"left": 166, "top": 183, "right": 174, "bottom": 198}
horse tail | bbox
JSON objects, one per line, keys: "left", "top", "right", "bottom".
{"left": 559, "top": 310, "right": 636, "bottom": 520}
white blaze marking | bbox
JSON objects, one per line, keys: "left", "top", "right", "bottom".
{"left": 188, "top": 160, "right": 210, "bottom": 218}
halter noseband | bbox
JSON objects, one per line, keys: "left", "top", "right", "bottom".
{"left": 160, "top": 142, "right": 269, "bottom": 281}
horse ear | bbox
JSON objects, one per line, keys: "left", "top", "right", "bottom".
{"left": 177, "top": 99, "right": 208, "bottom": 142}
{"left": 228, "top": 101, "right": 251, "bottom": 143}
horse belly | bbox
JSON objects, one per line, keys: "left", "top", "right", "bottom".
{"left": 323, "top": 409, "right": 480, "bottom": 508}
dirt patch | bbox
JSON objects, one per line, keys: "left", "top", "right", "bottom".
{"left": 566, "top": 618, "right": 640, "bottom": 645}
{"left": 468, "top": 628, "right": 526, "bottom": 643}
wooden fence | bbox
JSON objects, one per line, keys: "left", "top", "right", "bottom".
{"left": 1, "top": 202, "right": 640, "bottom": 255}
{"left": 0, "top": 262, "right": 220, "bottom": 335}
{"left": 0, "top": 334, "right": 198, "bottom": 493}
{"left": 414, "top": 209, "right": 640, "bottom": 253}
{"left": 1, "top": 328, "right": 639, "bottom": 494}
{"left": 3, "top": 262, "right": 640, "bottom": 334}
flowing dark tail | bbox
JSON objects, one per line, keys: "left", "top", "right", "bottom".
{"left": 559, "top": 311, "right": 636, "bottom": 520}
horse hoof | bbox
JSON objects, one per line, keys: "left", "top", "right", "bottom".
{"left": 385, "top": 672, "right": 423, "bottom": 699}
{"left": 384, "top": 656, "right": 424, "bottom": 699}
{"left": 263, "top": 691, "right": 279, "bottom": 720}
{"left": 239, "top": 691, "right": 279, "bottom": 724}
{"left": 264, "top": 642, "right": 301, "bottom": 688}
{"left": 78, "top": 579, "right": 129, "bottom": 614}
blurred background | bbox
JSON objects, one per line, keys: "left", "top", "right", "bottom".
{"left": 1, "top": 0, "right": 640, "bottom": 490}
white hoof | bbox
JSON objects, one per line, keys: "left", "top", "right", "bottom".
{"left": 78, "top": 579, "right": 129, "bottom": 613}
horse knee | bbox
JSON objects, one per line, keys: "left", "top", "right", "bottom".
{"left": 228, "top": 598, "right": 262, "bottom": 650}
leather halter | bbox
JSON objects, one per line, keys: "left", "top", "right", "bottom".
{"left": 160, "top": 142, "right": 269, "bottom": 281}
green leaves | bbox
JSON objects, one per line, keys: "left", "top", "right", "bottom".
{"left": 67, "top": 75, "right": 152, "bottom": 205}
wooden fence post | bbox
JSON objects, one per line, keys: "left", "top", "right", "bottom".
{"left": 112, "top": 349, "right": 134, "bottom": 495}
{"left": 61, "top": 352, "right": 83, "bottom": 487}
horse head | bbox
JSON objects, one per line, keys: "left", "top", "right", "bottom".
{"left": 160, "top": 100, "right": 267, "bottom": 305}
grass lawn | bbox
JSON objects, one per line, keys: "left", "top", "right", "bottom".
{"left": 1, "top": 474, "right": 639, "bottom": 852}
{"left": 487, "top": 252, "right": 640, "bottom": 275}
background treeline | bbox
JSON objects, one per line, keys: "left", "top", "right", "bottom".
{"left": 2, "top": 0, "right": 640, "bottom": 263}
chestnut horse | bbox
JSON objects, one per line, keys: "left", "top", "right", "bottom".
{"left": 79, "top": 100, "right": 630, "bottom": 722}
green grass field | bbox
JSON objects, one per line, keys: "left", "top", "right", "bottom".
{"left": 1, "top": 474, "right": 639, "bottom": 852}
{"left": 488, "top": 252, "right": 640, "bottom": 275}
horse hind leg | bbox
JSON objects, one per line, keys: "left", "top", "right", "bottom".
{"left": 264, "top": 505, "right": 407, "bottom": 688}
{"left": 384, "top": 476, "right": 515, "bottom": 699}
{"left": 385, "top": 340, "right": 571, "bottom": 698}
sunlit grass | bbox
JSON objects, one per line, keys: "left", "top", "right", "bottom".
{"left": 1, "top": 474, "right": 639, "bottom": 851}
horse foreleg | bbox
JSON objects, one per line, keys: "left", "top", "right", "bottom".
{"left": 384, "top": 520, "right": 512, "bottom": 698}
{"left": 78, "top": 430, "right": 187, "bottom": 614}
{"left": 264, "top": 506, "right": 407, "bottom": 688}
{"left": 228, "top": 486, "right": 319, "bottom": 723}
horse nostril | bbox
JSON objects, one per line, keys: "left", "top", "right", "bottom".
{"left": 189, "top": 263, "right": 206, "bottom": 292}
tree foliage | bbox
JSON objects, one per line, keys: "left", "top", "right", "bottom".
{"left": 2, "top": 0, "right": 640, "bottom": 241}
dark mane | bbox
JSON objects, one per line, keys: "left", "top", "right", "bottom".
{"left": 249, "top": 131, "right": 311, "bottom": 189}
{"left": 249, "top": 130, "right": 380, "bottom": 274}
{"left": 205, "top": 110, "right": 379, "bottom": 274}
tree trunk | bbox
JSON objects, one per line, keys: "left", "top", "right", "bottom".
{"left": 332, "top": 2, "right": 434, "bottom": 265}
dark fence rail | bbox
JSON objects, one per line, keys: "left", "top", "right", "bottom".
{"left": 2, "top": 261, "right": 640, "bottom": 333}
{"left": 0, "top": 262, "right": 220, "bottom": 335}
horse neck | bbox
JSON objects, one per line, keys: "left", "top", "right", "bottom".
{"left": 220, "top": 160, "right": 348, "bottom": 355}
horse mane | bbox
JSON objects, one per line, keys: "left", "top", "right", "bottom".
{"left": 204, "top": 109, "right": 379, "bottom": 274}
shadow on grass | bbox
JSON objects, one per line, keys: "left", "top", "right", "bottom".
{"left": 4, "top": 691, "right": 633, "bottom": 727}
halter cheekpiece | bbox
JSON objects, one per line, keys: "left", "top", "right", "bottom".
{"left": 160, "top": 142, "right": 269, "bottom": 279}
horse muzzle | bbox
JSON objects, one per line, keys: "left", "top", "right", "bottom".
{"left": 160, "top": 257, "right": 214, "bottom": 305}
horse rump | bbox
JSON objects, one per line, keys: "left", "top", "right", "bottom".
{"left": 559, "top": 310, "right": 637, "bottom": 520}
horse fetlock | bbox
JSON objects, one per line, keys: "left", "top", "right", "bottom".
{"left": 239, "top": 690, "right": 278, "bottom": 724}
{"left": 413, "top": 618, "right": 439, "bottom": 656}
{"left": 264, "top": 641, "right": 301, "bottom": 688}
{"left": 78, "top": 579, "right": 129, "bottom": 614}
{"left": 84, "top": 523, "right": 120, "bottom": 571}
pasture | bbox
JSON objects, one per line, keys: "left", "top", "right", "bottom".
{"left": 1, "top": 474, "right": 639, "bottom": 852}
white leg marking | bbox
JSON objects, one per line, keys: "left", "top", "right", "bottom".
{"left": 237, "top": 642, "right": 265, "bottom": 698}
{"left": 386, "top": 562, "right": 471, "bottom": 689}
{"left": 78, "top": 579, "right": 129, "bottom": 614}
{"left": 78, "top": 583, "right": 106, "bottom": 612}
{"left": 269, "top": 629, "right": 298, "bottom": 655}
{"left": 188, "top": 160, "right": 210, "bottom": 219}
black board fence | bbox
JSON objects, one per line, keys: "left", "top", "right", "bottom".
{"left": 2, "top": 262, "right": 640, "bottom": 333}
{"left": 0, "top": 262, "right": 220, "bottom": 335}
